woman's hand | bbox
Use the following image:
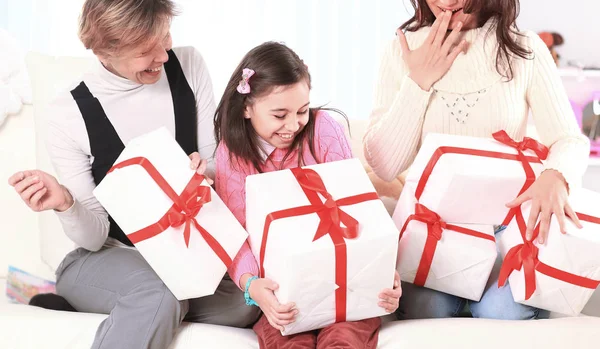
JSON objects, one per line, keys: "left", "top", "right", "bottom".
{"left": 8, "top": 170, "right": 73, "bottom": 212}
{"left": 397, "top": 10, "right": 467, "bottom": 91}
{"left": 188, "top": 152, "right": 213, "bottom": 185}
{"left": 506, "top": 169, "right": 582, "bottom": 244}
{"left": 378, "top": 271, "right": 402, "bottom": 313}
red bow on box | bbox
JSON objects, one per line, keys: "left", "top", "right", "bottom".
{"left": 259, "top": 167, "right": 379, "bottom": 323}
{"left": 498, "top": 208, "right": 600, "bottom": 300}
{"left": 107, "top": 157, "right": 233, "bottom": 267}
{"left": 399, "top": 203, "right": 495, "bottom": 286}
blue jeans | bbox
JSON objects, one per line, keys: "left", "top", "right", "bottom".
{"left": 396, "top": 226, "right": 550, "bottom": 320}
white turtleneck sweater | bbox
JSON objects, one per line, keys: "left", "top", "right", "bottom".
{"left": 45, "top": 47, "right": 217, "bottom": 252}
{"left": 363, "top": 20, "right": 590, "bottom": 188}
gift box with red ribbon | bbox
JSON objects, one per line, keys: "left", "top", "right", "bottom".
{"left": 93, "top": 128, "right": 249, "bottom": 300}
{"left": 497, "top": 188, "right": 600, "bottom": 315}
{"left": 405, "top": 131, "right": 548, "bottom": 226}
{"left": 245, "top": 158, "right": 399, "bottom": 335}
{"left": 393, "top": 182, "right": 496, "bottom": 301}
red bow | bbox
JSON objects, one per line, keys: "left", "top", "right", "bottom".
{"left": 413, "top": 203, "right": 446, "bottom": 240}
{"left": 107, "top": 157, "right": 233, "bottom": 267}
{"left": 498, "top": 238, "right": 540, "bottom": 299}
{"left": 399, "top": 203, "right": 494, "bottom": 287}
{"left": 498, "top": 208, "right": 600, "bottom": 300}
{"left": 293, "top": 168, "right": 362, "bottom": 241}
{"left": 492, "top": 130, "right": 549, "bottom": 161}
{"left": 166, "top": 185, "right": 212, "bottom": 248}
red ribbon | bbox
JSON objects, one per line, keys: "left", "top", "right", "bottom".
{"left": 107, "top": 157, "right": 233, "bottom": 267}
{"left": 498, "top": 208, "right": 600, "bottom": 300}
{"left": 415, "top": 131, "right": 548, "bottom": 227}
{"left": 492, "top": 131, "right": 549, "bottom": 225}
{"left": 258, "top": 167, "right": 379, "bottom": 323}
{"left": 399, "top": 203, "right": 495, "bottom": 286}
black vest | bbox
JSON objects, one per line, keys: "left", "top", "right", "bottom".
{"left": 70, "top": 50, "right": 198, "bottom": 246}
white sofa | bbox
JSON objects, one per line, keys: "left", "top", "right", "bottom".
{"left": 1, "top": 53, "right": 600, "bottom": 349}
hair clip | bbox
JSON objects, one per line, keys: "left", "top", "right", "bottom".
{"left": 236, "top": 68, "right": 255, "bottom": 94}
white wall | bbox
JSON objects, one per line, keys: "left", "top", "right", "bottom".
{"left": 170, "top": 0, "right": 413, "bottom": 120}
{"left": 517, "top": 0, "right": 600, "bottom": 68}
{"left": 1, "top": 0, "right": 599, "bottom": 119}
{"left": 0, "top": 0, "right": 415, "bottom": 120}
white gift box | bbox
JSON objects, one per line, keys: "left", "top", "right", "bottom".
{"left": 497, "top": 188, "right": 600, "bottom": 315}
{"left": 393, "top": 182, "right": 497, "bottom": 301}
{"left": 246, "top": 158, "right": 399, "bottom": 335}
{"left": 405, "top": 132, "right": 545, "bottom": 225}
{"left": 93, "top": 127, "right": 248, "bottom": 300}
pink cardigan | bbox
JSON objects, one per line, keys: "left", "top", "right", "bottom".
{"left": 216, "top": 111, "right": 353, "bottom": 288}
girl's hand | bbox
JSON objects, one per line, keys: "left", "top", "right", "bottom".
{"left": 378, "top": 271, "right": 402, "bottom": 313}
{"left": 248, "top": 277, "right": 297, "bottom": 331}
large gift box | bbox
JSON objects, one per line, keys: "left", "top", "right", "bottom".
{"left": 405, "top": 131, "right": 547, "bottom": 225}
{"left": 497, "top": 188, "right": 600, "bottom": 315}
{"left": 93, "top": 127, "right": 248, "bottom": 300}
{"left": 393, "top": 182, "right": 497, "bottom": 301}
{"left": 245, "top": 158, "right": 399, "bottom": 335}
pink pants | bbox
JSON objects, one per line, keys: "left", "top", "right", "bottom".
{"left": 253, "top": 314, "right": 381, "bottom": 349}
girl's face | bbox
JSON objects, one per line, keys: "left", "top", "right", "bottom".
{"left": 245, "top": 81, "right": 310, "bottom": 149}
{"left": 425, "top": 0, "right": 479, "bottom": 30}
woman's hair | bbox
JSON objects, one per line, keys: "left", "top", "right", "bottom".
{"left": 400, "top": 0, "right": 531, "bottom": 80}
{"left": 214, "top": 42, "right": 347, "bottom": 173}
{"left": 79, "top": 0, "right": 177, "bottom": 57}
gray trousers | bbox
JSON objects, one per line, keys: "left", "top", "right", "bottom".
{"left": 55, "top": 247, "right": 261, "bottom": 349}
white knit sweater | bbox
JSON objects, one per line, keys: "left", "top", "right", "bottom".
{"left": 363, "top": 20, "right": 590, "bottom": 188}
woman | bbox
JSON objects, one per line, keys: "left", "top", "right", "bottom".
{"left": 8, "top": 1, "right": 259, "bottom": 348}
{"left": 364, "top": 0, "right": 589, "bottom": 320}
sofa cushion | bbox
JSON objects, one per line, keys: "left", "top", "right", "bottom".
{"left": 0, "top": 303, "right": 260, "bottom": 349}
{"left": 25, "top": 52, "right": 95, "bottom": 273}
{"left": 2, "top": 301, "right": 600, "bottom": 349}
{"left": 0, "top": 106, "right": 54, "bottom": 279}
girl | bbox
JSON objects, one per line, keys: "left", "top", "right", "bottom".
{"left": 214, "top": 42, "right": 402, "bottom": 348}
{"left": 364, "top": 0, "right": 589, "bottom": 320}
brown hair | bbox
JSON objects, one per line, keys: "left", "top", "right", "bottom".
{"left": 400, "top": 0, "right": 531, "bottom": 80}
{"left": 78, "top": 0, "right": 177, "bottom": 57}
{"left": 214, "top": 42, "right": 347, "bottom": 173}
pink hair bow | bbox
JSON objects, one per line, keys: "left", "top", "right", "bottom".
{"left": 236, "top": 68, "right": 255, "bottom": 94}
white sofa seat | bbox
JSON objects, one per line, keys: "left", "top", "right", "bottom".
{"left": 3, "top": 301, "right": 600, "bottom": 349}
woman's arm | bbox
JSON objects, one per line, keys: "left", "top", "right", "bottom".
{"left": 526, "top": 32, "right": 590, "bottom": 189}
{"left": 363, "top": 38, "right": 434, "bottom": 182}
{"left": 44, "top": 100, "right": 110, "bottom": 251}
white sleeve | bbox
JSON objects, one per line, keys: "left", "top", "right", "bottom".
{"left": 525, "top": 32, "right": 590, "bottom": 189}
{"left": 184, "top": 47, "right": 217, "bottom": 179}
{"left": 44, "top": 96, "right": 109, "bottom": 251}
{"left": 363, "top": 38, "right": 433, "bottom": 182}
